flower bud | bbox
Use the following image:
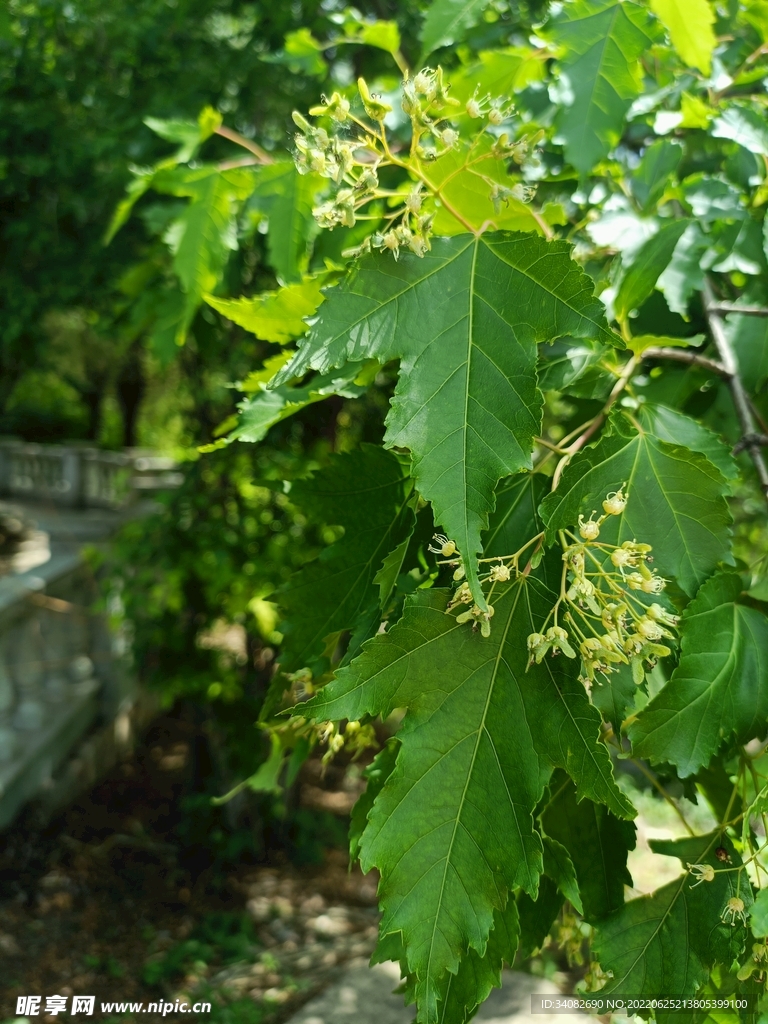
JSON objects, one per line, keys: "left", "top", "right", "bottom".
{"left": 602, "top": 489, "right": 627, "bottom": 516}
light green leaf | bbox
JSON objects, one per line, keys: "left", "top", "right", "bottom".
{"left": 159, "top": 166, "right": 256, "bottom": 343}
{"left": 543, "top": 776, "right": 635, "bottom": 922}
{"left": 144, "top": 104, "right": 222, "bottom": 161}
{"left": 262, "top": 27, "right": 328, "bottom": 76}
{"left": 250, "top": 162, "right": 320, "bottom": 283}
{"left": 204, "top": 278, "right": 325, "bottom": 343}
{"left": 276, "top": 446, "right": 415, "bottom": 674}
{"left": 105, "top": 166, "right": 160, "bottom": 245}
{"left": 272, "top": 232, "right": 617, "bottom": 610}
{"left": 303, "top": 576, "right": 631, "bottom": 1022}
{"left": 614, "top": 219, "right": 691, "bottom": 319}
{"left": 594, "top": 833, "right": 752, "bottom": 1012}
{"left": 448, "top": 47, "right": 546, "bottom": 104}
{"left": 231, "top": 361, "right": 373, "bottom": 445}
{"left": 420, "top": 0, "right": 492, "bottom": 53}
{"left": 712, "top": 104, "right": 768, "bottom": 157}
{"left": 357, "top": 20, "right": 401, "bottom": 54}
{"left": 650, "top": 0, "right": 716, "bottom": 74}
{"left": 540, "top": 413, "right": 732, "bottom": 596}
{"left": 626, "top": 333, "right": 704, "bottom": 355}
{"left": 637, "top": 403, "right": 738, "bottom": 483}
{"left": 548, "top": 0, "right": 654, "bottom": 175}
{"left": 629, "top": 570, "right": 768, "bottom": 777}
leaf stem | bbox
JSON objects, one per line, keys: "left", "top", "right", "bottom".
{"left": 214, "top": 125, "right": 274, "bottom": 164}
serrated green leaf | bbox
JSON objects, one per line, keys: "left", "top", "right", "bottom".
{"left": 637, "top": 403, "right": 738, "bottom": 483}
{"left": 548, "top": 0, "right": 654, "bottom": 175}
{"left": 250, "top": 162, "right": 320, "bottom": 283}
{"left": 350, "top": 741, "right": 398, "bottom": 864}
{"left": 420, "top": 0, "right": 492, "bottom": 53}
{"left": 273, "top": 232, "right": 617, "bottom": 610}
{"left": 145, "top": 104, "right": 222, "bottom": 161}
{"left": 540, "top": 413, "right": 732, "bottom": 596}
{"left": 204, "top": 278, "right": 324, "bottom": 343}
{"left": 276, "top": 446, "right": 415, "bottom": 674}
{"left": 626, "top": 333, "right": 704, "bottom": 355}
{"left": 448, "top": 46, "right": 546, "bottom": 104}
{"left": 543, "top": 776, "right": 635, "bottom": 922}
{"left": 357, "top": 20, "right": 401, "bottom": 54}
{"left": 302, "top": 575, "right": 631, "bottom": 1022}
{"left": 537, "top": 338, "right": 608, "bottom": 393}
{"left": 594, "top": 833, "right": 752, "bottom": 1015}
{"left": 542, "top": 835, "right": 583, "bottom": 914}
{"left": 615, "top": 219, "right": 691, "bottom": 319}
{"left": 374, "top": 528, "right": 415, "bottom": 609}
{"left": 629, "top": 570, "right": 768, "bottom": 777}
{"left": 590, "top": 662, "right": 640, "bottom": 734}
{"left": 231, "top": 361, "right": 372, "bottom": 444}
{"left": 650, "top": 0, "right": 716, "bottom": 74}
{"left": 630, "top": 140, "right": 683, "bottom": 213}
{"left": 727, "top": 310, "right": 768, "bottom": 389}
{"left": 437, "top": 901, "right": 520, "bottom": 1024}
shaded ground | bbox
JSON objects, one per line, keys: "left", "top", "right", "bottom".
{"left": 0, "top": 712, "right": 378, "bottom": 1023}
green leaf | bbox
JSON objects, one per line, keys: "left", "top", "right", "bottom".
{"left": 614, "top": 219, "right": 691, "bottom": 319}
{"left": 649, "top": 0, "right": 716, "bottom": 74}
{"left": 374, "top": 529, "right": 415, "bottom": 610}
{"left": 250, "top": 162, "right": 320, "bottom": 283}
{"left": 437, "top": 901, "right": 520, "bottom": 1024}
{"left": 204, "top": 278, "right": 325, "bottom": 343}
{"left": 273, "top": 232, "right": 617, "bottom": 610}
{"left": 356, "top": 20, "right": 401, "bottom": 54}
{"left": 628, "top": 570, "right": 768, "bottom": 777}
{"left": 590, "top": 663, "right": 640, "bottom": 735}
{"left": 159, "top": 166, "right": 256, "bottom": 343}
{"left": 303, "top": 575, "right": 631, "bottom": 1022}
{"left": 484, "top": 473, "right": 546, "bottom": 560}
{"left": 276, "top": 446, "right": 415, "bottom": 674}
{"left": 542, "top": 835, "right": 583, "bottom": 914}
{"left": 420, "top": 0, "right": 492, "bottom": 54}
{"left": 637, "top": 403, "right": 738, "bottom": 483}
{"left": 540, "top": 413, "right": 732, "bottom": 596}
{"left": 657, "top": 224, "right": 708, "bottom": 318}
{"left": 626, "top": 333, "right": 704, "bottom": 356}
{"left": 593, "top": 833, "right": 752, "bottom": 1012}
{"left": 448, "top": 47, "right": 546, "bottom": 104}
{"left": 262, "top": 28, "right": 328, "bottom": 76}
{"left": 712, "top": 104, "right": 768, "bottom": 158}
{"left": 750, "top": 889, "right": 768, "bottom": 939}
{"left": 231, "top": 361, "right": 373, "bottom": 445}
{"left": 548, "top": 0, "right": 654, "bottom": 175}
{"left": 350, "top": 741, "right": 399, "bottom": 864}
{"left": 144, "top": 105, "right": 222, "bottom": 162}
{"left": 630, "top": 140, "right": 683, "bottom": 213}
{"left": 727, "top": 310, "right": 768, "bottom": 389}
{"left": 517, "top": 877, "right": 563, "bottom": 960}
{"left": 543, "top": 776, "right": 635, "bottom": 922}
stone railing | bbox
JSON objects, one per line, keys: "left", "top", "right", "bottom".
{"left": 0, "top": 449, "right": 180, "bottom": 829}
{"left": 0, "top": 441, "right": 182, "bottom": 509}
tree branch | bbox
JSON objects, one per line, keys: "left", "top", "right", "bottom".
{"left": 703, "top": 280, "right": 768, "bottom": 502}
{"left": 641, "top": 347, "right": 727, "bottom": 377}
{"left": 707, "top": 303, "right": 768, "bottom": 318}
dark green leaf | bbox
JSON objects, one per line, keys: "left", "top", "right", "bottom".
{"left": 629, "top": 570, "right": 768, "bottom": 776}
{"left": 350, "top": 741, "right": 399, "bottom": 864}
{"left": 540, "top": 413, "right": 732, "bottom": 596}
{"left": 273, "top": 232, "right": 617, "bottom": 609}
{"left": 637, "top": 403, "right": 738, "bottom": 483}
{"left": 615, "top": 220, "right": 691, "bottom": 319}
{"left": 517, "top": 877, "right": 563, "bottom": 960}
{"left": 631, "top": 140, "right": 683, "bottom": 213}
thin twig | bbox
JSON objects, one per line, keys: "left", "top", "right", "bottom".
{"left": 709, "top": 304, "right": 768, "bottom": 318}
{"left": 704, "top": 280, "right": 768, "bottom": 502}
{"left": 627, "top": 757, "right": 695, "bottom": 835}
{"left": 641, "top": 346, "right": 727, "bottom": 377}
{"left": 733, "top": 433, "right": 768, "bottom": 455}
{"left": 214, "top": 125, "right": 274, "bottom": 163}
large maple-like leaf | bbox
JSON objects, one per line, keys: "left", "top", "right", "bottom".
{"left": 302, "top": 574, "right": 631, "bottom": 1022}
{"left": 629, "top": 570, "right": 768, "bottom": 776}
{"left": 593, "top": 834, "right": 752, "bottom": 1022}
{"left": 546, "top": 0, "right": 654, "bottom": 175}
{"left": 272, "top": 232, "right": 616, "bottom": 609}
{"left": 540, "top": 414, "right": 732, "bottom": 596}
